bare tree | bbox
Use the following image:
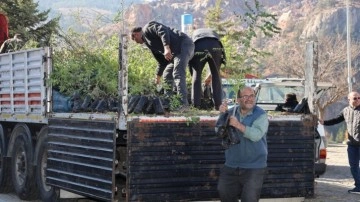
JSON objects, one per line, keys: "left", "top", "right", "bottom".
{"left": 261, "top": 35, "right": 360, "bottom": 119}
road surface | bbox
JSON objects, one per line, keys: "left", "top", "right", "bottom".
{"left": 305, "top": 143, "right": 359, "bottom": 202}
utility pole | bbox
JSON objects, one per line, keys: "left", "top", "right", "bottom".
{"left": 346, "top": 0, "right": 352, "bottom": 93}
{"left": 345, "top": 0, "right": 352, "bottom": 143}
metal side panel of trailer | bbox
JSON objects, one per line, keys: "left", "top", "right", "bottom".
{"left": 126, "top": 118, "right": 315, "bottom": 201}
{"left": 46, "top": 117, "right": 117, "bottom": 201}
{"left": 0, "top": 47, "right": 50, "bottom": 123}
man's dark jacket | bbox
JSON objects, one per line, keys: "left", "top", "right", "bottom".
{"left": 142, "top": 21, "right": 189, "bottom": 76}
{"left": 191, "top": 28, "right": 226, "bottom": 65}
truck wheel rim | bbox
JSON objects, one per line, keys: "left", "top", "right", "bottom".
{"left": 15, "top": 145, "right": 27, "bottom": 186}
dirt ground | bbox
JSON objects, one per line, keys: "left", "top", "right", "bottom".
{"left": 305, "top": 143, "right": 360, "bottom": 202}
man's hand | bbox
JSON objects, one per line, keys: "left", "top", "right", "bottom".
{"left": 204, "top": 75, "right": 212, "bottom": 86}
{"left": 319, "top": 119, "right": 324, "bottom": 125}
{"left": 155, "top": 75, "right": 161, "bottom": 84}
{"left": 229, "top": 116, "right": 246, "bottom": 133}
{"left": 219, "top": 101, "right": 228, "bottom": 113}
{"left": 164, "top": 45, "right": 173, "bottom": 61}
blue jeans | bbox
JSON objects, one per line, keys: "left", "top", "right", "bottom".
{"left": 347, "top": 145, "right": 360, "bottom": 188}
{"left": 217, "top": 165, "right": 266, "bottom": 202}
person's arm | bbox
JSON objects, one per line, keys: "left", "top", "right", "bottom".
{"left": 153, "top": 22, "right": 170, "bottom": 47}
{"left": 152, "top": 22, "right": 172, "bottom": 61}
{"left": 230, "top": 113, "right": 269, "bottom": 142}
{"left": 323, "top": 113, "right": 345, "bottom": 126}
{"left": 151, "top": 51, "right": 168, "bottom": 82}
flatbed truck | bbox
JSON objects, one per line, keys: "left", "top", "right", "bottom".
{"left": 0, "top": 37, "right": 318, "bottom": 202}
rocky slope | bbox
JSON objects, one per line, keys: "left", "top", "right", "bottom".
{"left": 122, "top": 0, "right": 360, "bottom": 41}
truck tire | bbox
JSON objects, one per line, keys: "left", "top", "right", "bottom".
{"left": 10, "top": 124, "right": 38, "bottom": 200}
{"left": 35, "top": 127, "right": 60, "bottom": 202}
{"left": 0, "top": 124, "right": 12, "bottom": 193}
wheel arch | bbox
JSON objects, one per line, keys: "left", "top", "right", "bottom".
{"left": 7, "top": 123, "right": 33, "bottom": 159}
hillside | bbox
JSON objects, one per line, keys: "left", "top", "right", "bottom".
{"left": 36, "top": 0, "right": 144, "bottom": 30}
{"left": 123, "top": 0, "right": 360, "bottom": 39}
{"left": 35, "top": 0, "right": 360, "bottom": 41}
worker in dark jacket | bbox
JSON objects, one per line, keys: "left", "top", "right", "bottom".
{"left": 131, "top": 21, "right": 195, "bottom": 107}
{"left": 189, "top": 28, "right": 226, "bottom": 110}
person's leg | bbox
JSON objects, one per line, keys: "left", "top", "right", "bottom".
{"left": 217, "top": 166, "right": 240, "bottom": 202}
{"left": 189, "top": 53, "right": 205, "bottom": 109}
{"left": 207, "top": 40, "right": 223, "bottom": 110}
{"left": 162, "top": 63, "right": 175, "bottom": 97}
{"left": 173, "top": 37, "right": 194, "bottom": 106}
{"left": 348, "top": 145, "right": 360, "bottom": 189}
{"left": 240, "top": 168, "right": 267, "bottom": 202}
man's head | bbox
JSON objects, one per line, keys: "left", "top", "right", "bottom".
{"left": 348, "top": 91, "right": 360, "bottom": 108}
{"left": 285, "top": 93, "right": 297, "bottom": 102}
{"left": 237, "top": 86, "right": 256, "bottom": 112}
{"left": 130, "top": 27, "right": 144, "bottom": 44}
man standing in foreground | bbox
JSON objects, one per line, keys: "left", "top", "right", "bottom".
{"left": 131, "top": 21, "right": 194, "bottom": 107}
{"left": 215, "top": 86, "right": 269, "bottom": 202}
{"left": 320, "top": 91, "right": 360, "bottom": 194}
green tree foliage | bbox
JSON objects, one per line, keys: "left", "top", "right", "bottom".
{"left": 127, "top": 41, "right": 158, "bottom": 95}
{"left": 51, "top": 31, "right": 159, "bottom": 100}
{"left": 204, "top": 0, "right": 280, "bottom": 78}
{"left": 51, "top": 30, "right": 119, "bottom": 98}
{"left": 47, "top": 3, "right": 159, "bottom": 100}
{"left": 51, "top": 32, "right": 168, "bottom": 101}
{"left": 0, "top": 0, "right": 60, "bottom": 47}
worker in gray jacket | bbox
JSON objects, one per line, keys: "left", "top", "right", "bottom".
{"left": 320, "top": 91, "right": 360, "bottom": 194}
{"left": 189, "top": 28, "right": 226, "bottom": 110}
